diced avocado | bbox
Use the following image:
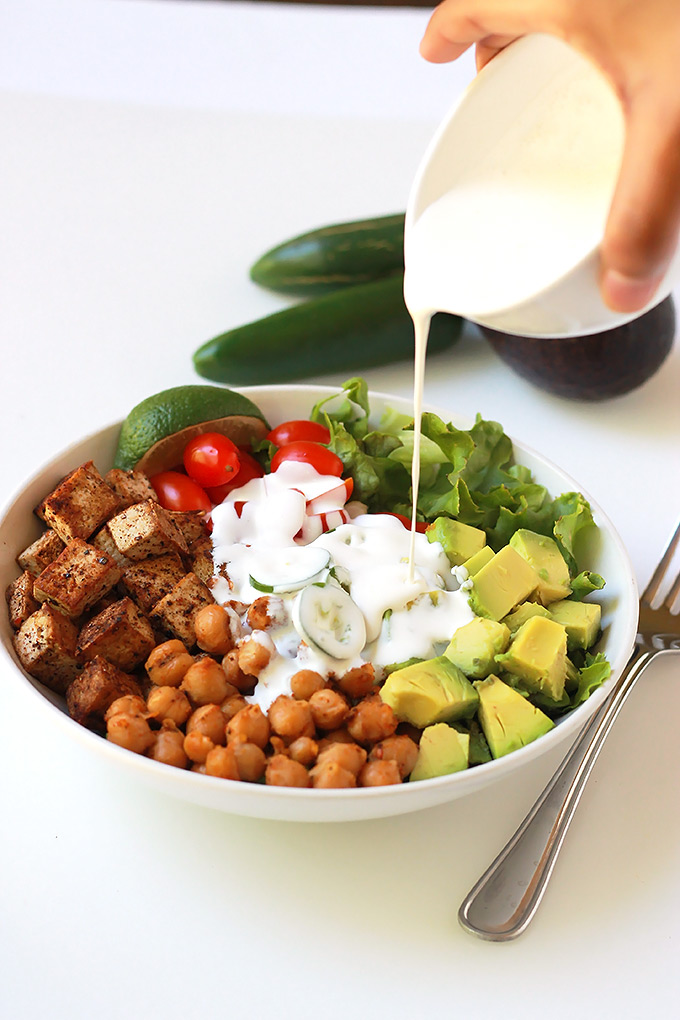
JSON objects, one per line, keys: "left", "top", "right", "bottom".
{"left": 467, "top": 545, "right": 539, "bottom": 621}
{"left": 475, "top": 674, "right": 554, "bottom": 758}
{"left": 410, "top": 724, "right": 469, "bottom": 781}
{"left": 379, "top": 655, "right": 478, "bottom": 728}
{"left": 547, "top": 599, "right": 601, "bottom": 651}
{"left": 503, "top": 601, "right": 551, "bottom": 635}
{"left": 426, "top": 517, "right": 486, "bottom": 566}
{"left": 495, "top": 615, "right": 569, "bottom": 700}
{"left": 565, "top": 656, "right": 580, "bottom": 693}
{"left": 445, "top": 617, "right": 511, "bottom": 679}
{"left": 509, "top": 529, "right": 571, "bottom": 605}
{"left": 461, "top": 546, "right": 494, "bottom": 577}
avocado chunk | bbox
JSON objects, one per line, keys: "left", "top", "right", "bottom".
{"left": 426, "top": 517, "right": 487, "bottom": 566}
{"left": 467, "top": 545, "right": 539, "bottom": 621}
{"left": 547, "top": 599, "right": 601, "bottom": 651}
{"left": 379, "top": 655, "right": 478, "bottom": 728}
{"left": 503, "top": 601, "right": 551, "bottom": 635}
{"left": 475, "top": 674, "right": 554, "bottom": 758}
{"left": 410, "top": 724, "right": 469, "bottom": 781}
{"left": 445, "top": 617, "right": 511, "bottom": 679}
{"left": 509, "top": 529, "right": 571, "bottom": 605}
{"left": 461, "top": 545, "right": 494, "bottom": 577}
{"left": 495, "top": 615, "right": 569, "bottom": 700}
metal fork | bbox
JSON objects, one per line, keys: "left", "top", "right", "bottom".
{"left": 458, "top": 519, "right": 680, "bottom": 941}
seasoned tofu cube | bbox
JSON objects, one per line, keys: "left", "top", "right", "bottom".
{"left": 119, "top": 553, "right": 186, "bottom": 613}
{"left": 150, "top": 572, "right": 215, "bottom": 647}
{"left": 91, "top": 522, "right": 132, "bottom": 569}
{"left": 13, "top": 604, "right": 80, "bottom": 694}
{"left": 17, "top": 529, "right": 65, "bottom": 575}
{"left": 167, "top": 510, "right": 209, "bottom": 545}
{"left": 104, "top": 468, "right": 157, "bottom": 508}
{"left": 5, "top": 571, "right": 40, "bottom": 630}
{"left": 107, "top": 500, "right": 188, "bottom": 561}
{"left": 189, "top": 533, "right": 214, "bottom": 585}
{"left": 77, "top": 596, "right": 156, "bottom": 671}
{"left": 66, "top": 655, "right": 142, "bottom": 728}
{"left": 33, "top": 539, "right": 122, "bottom": 619}
{"left": 36, "top": 461, "right": 120, "bottom": 543}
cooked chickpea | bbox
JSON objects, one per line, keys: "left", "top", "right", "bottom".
{"left": 226, "top": 704, "right": 270, "bottom": 748}
{"left": 146, "top": 686, "right": 192, "bottom": 726}
{"left": 194, "top": 604, "right": 236, "bottom": 655}
{"left": 145, "top": 639, "right": 193, "bottom": 687}
{"left": 237, "top": 636, "right": 273, "bottom": 677}
{"left": 148, "top": 722, "right": 188, "bottom": 769}
{"left": 317, "top": 741, "right": 367, "bottom": 776}
{"left": 290, "top": 669, "right": 325, "bottom": 700}
{"left": 287, "top": 736, "right": 319, "bottom": 767}
{"left": 310, "top": 760, "right": 356, "bottom": 789}
{"left": 232, "top": 741, "right": 266, "bottom": 782}
{"left": 105, "top": 694, "right": 147, "bottom": 722}
{"left": 246, "top": 595, "right": 283, "bottom": 630}
{"left": 309, "top": 689, "right": 349, "bottom": 731}
{"left": 358, "top": 759, "right": 401, "bottom": 786}
{"left": 186, "top": 704, "right": 227, "bottom": 746}
{"left": 369, "top": 734, "right": 419, "bottom": 779}
{"left": 265, "top": 754, "right": 310, "bottom": 788}
{"left": 183, "top": 730, "right": 215, "bottom": 764}
{"left": 347, "top": 695, "right": 397, "bottom": 746}
{"left": 180, "top": 655, "right": 230, "bottom": 706}
{"left": 337, "top": 663, "right": 376, "bottom": 700}
{"left": 205, "top": 744, "right": 239, "bottom": 780}
{"left": 316, "top": 728, "right": 354, "bottom": 752}
{"left": 222, "top": 648, "right": 254, "bottom": 693}
{"left": 268, "top": 695, "right": 315, "bottom": 741}
{"left": 106, "top": 712, "right": 154, "bottom": 754}
{"left": 220, "top": 693, "right": 248, "bottom": 722}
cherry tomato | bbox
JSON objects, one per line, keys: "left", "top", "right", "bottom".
{"left": 183, "top": 432, "right": 241, "bottom": 488}
{"left": 267, "top": 419, "right": 331, "bottom": 447}
{"left": 205, "top": 449, "right": 264, "bottom": 503}
{"left": 385, "top": 512, "right": 428, "bottom": 533}
{"left": 271, "top": 441, "right": 343, "bottom": 477}
{"left": 150, "top": 471, "right": 212, "bottom": 512}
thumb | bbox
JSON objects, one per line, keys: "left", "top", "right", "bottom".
{"left": 601, "top": 92, "right": 680, "bottom": 312}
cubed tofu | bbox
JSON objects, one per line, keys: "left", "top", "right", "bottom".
{"left": 77, "top": 596, "right": 156, "bottom": 671}
{"left": 189, "top": 533, "right": 214, "bottom": 585}
{"left": 91, "top": 522, "right": 132, "bottom": 569}
{"left": 16, "top": 529, "right": 65, "bottom": 575}
{"left": 119, "top": 553, "right": 186, "bottom": 613}
{"left": 66, "top": 655, "right": 142, "bottom": 728}
{"left": 104, "top": 468, "right": 157, "bottom": 508}
{"left": 107, "top": 500, "right": 188, "bottom": 562}
{"left": 5, "top": 571, "right": 40, "bottom": 630}
{"left": 33, "top": 539, "right": 122, "bottom": 619}
{"left": 36, "top": 461, "right": 120, "bottom": 543}
{"left": 13, "top": 604, "right": 80, "bottom": 694}
{"left": 150, "top": 572, "right": 215, "bottom": 647}
{"left": 167, "top": 510, "right": 209, "bottom": 545}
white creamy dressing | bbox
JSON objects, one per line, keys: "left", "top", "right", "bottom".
{"left": 210, "top": 461, "right": 474, "bottom": 711}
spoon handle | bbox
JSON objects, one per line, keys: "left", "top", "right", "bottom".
{"left": 458, "top": 650, "right": 652, "bottom": 941}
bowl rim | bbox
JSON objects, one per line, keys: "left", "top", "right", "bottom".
{"left": 0, "top": 382, "right": 639, "bottom": 814}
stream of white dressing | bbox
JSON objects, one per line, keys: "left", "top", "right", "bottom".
{"left": 210, "top": 461, "right": 473, "bottom": 711}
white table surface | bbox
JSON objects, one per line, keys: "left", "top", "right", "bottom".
{"left": 1, "top": 2, "right": 679, "bottom": 1017}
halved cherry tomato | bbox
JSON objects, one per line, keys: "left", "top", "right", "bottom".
{"left": 271, "top": 441, "right": 343, "bottom": 477}
{"left": 205, "top": 449, "right": 264, "bottom": 503}
{"left": 150, "top": 471, "right": 212, "bottom": 512}
{"left": 385, "top": 512, "right": 428, "bottom": 533}
{"left": 267, "top": 419, "right": 331, "bottom": 447}
{"left": 183, "top": 432, "right": 241, "bottom": 488}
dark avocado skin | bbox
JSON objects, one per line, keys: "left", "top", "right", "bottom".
{"left": 478, "top": 296, "right": 675, "bottom": 400}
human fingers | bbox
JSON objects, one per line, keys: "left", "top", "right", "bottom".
{"left": 419, "top": 0, "right": 560, "bottom": 65}
{"left": 600, "top": 90, "right": 680, "bottom": 312}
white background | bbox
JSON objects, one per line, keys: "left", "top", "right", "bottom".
{"left": 1, "top": 2, "right": 678, "bottom": 1017}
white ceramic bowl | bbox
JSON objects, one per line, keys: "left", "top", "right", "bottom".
{"left": 0, "top": 384, "right": 638, "bottom": 822}
{"left": 406, "top": 33, "right": 680, "bottom": 338}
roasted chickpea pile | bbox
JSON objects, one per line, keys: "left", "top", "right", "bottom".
{"left": 106, "top": 604, "right": 420, "bottom": 789}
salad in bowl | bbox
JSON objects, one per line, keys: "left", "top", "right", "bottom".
{"left": 0, "top": 379, "right": 637, "bottom": 821}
